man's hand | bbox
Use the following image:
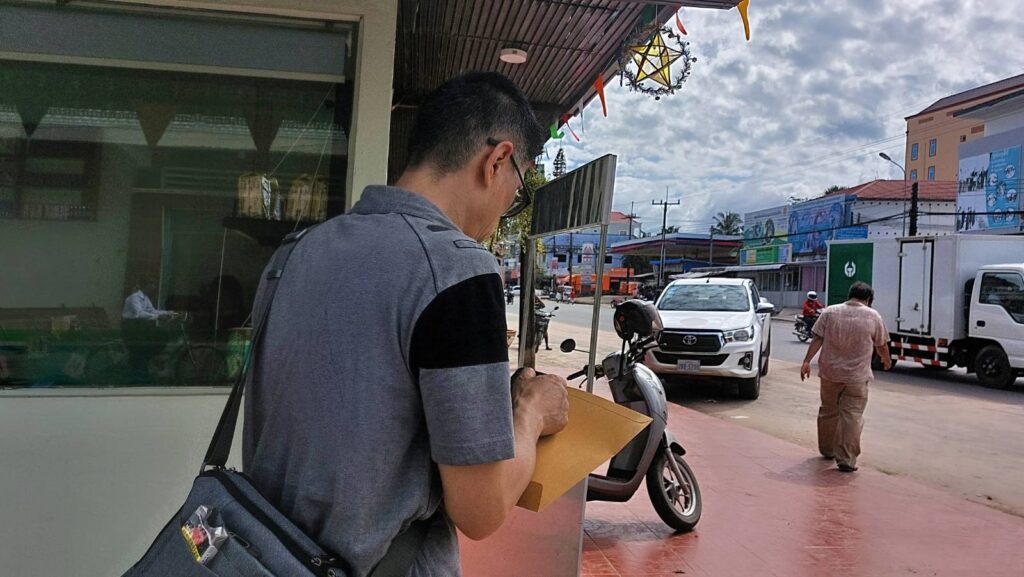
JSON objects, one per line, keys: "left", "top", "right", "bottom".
{"left": 800, "top": 361, "right": 812, "bottom": 381}
{"left": 512, "top": 368, "right": 569, "bottom": 437}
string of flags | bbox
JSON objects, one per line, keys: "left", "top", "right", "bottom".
{"left": 547, "top": 1, "right": 751, "bottom": 142}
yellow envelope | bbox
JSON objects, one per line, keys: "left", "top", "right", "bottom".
{"left": 516, "top": 387, "right": 653, "bottom": 512}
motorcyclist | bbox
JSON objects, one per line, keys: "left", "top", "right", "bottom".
{"left": 534, "top": 294, "right": 552, "bottom": 350}
{"left": 802, "top": 291, "right": 825, "bottom": 331}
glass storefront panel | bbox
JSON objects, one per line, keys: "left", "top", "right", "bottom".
{"left": 0, "top": 52, "right": 353, "bottom": 387}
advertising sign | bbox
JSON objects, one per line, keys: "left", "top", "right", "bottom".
{"left": 957, "top": 145, "right": 1021, "bottom": 233}
{"left": 788, "top": 195, "right": 862, "bottom": 257}
{"left": 739, "top": 243, "right": 792, "bottom": 265}
{"left": 742, "top": 205, "right": 789, "bottom": 248}
{"left": 827, "top": 243, "right": 873, "bottom": 306}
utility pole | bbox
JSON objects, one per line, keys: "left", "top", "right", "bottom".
{"left": 652, "top": 187, "right": 680, "bottom": 288}
{"left": 909, "top": 181, "right": 920, "bottom": 236}
{"left": 567, "top": 231, "right": 574, "bottom": 288}
{"left": 708, "top": 226, "right": 714, "bottom": 266}
{"left": 626, "top": 201, "right": 639, "bottom": 239}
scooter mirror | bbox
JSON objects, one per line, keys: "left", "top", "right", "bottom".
{"left": 559, "top": 339, "right": 576, "bottom": 353}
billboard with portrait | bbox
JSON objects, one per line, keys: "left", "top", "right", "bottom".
{"left": 742, "top": 205, "right": 789, "bottom": 248}
{"left": 787, "top": 195, "right": 860, "bottom": 257}
{"left": 957, "top": 146, "right": 1021, "bottom": 233}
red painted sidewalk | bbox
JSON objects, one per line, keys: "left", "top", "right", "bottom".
{"left": 579, "top": 390, "right": 1024, "bottom": 577}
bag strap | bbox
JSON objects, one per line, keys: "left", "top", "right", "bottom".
{"left": 202, "top": 226, "right": 313, "bottom": 472}
{"left": 200, "top": 224, "right": 436, "bottom": 577}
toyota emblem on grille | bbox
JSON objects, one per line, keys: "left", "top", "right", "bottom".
{"left": 682, "top": 335, "right": 698, "bottom": 346}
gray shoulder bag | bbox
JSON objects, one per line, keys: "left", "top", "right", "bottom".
{"left": 123, "top": 226, "right": 436, "bottom": 577}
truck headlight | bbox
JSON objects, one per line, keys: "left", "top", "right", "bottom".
{"left": 724, "top": 326, "right": 754, "bottom": 342}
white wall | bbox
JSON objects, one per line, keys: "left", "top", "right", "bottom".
{"left": 852, "top": 199, "right": 956, "bottom": 238}
{"left": 982, "top": 108, "right": 1024, "bottom": 136}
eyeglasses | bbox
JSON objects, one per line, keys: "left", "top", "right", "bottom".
{"left": 486, "top": 137, "right": 533, "bottom": 220}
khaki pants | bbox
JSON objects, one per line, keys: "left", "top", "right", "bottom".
{"left": 817, "top": 378, "right": 869, "bottom": 467}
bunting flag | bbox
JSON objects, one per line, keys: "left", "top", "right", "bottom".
{"left": 560, "top": 114, "right": 581, "bottom": 142}
{"left": 16, "top": 101, "right": 49, "bottom": 138}
{"left": 135, "top": 103, "right": 177, "bottom": 148}
{"left": 594, "top": 73, "right": 608, "bottom": 117}
{"left": 549, "top": 123, "right": 565, "bottom": 140}
{"left": 737, "top": 0, "right": 751, "bottom": 41}
{"left": 675, "top": 10, "right": 688, "bottom": 35}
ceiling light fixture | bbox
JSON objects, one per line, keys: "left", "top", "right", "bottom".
{"left": 499, "top": 47, "right": 528, "bottom": 64}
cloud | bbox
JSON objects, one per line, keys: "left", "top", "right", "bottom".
{"left": 548, "top": 0, "right": 1024, "bottom": 233}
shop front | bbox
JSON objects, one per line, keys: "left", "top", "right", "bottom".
{"left": 1, "top": 1, "right": 744, "bottom": 575}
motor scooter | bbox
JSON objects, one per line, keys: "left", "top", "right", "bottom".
{"left": 559, "top": 300, "right": 702, "bottom": 532}
{"left": 793, "top": 315, "right": 813, "bottom": 342}
{"left": 534, "top": 306, "right": 557, "bottom": 352}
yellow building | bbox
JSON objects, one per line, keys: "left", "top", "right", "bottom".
{"left": 905, "top": 74, "right": 1024, "bottom": 182}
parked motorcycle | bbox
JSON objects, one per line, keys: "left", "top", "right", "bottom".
{"left": 793, "top": 315, "right": 813, "bottom": 342}
{"left": 560, "top": 300, "right": 702, "bottom": 532}
{"left": 534, "top": 306, "right": 557, "bottom": 352}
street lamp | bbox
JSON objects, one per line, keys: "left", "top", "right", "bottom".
{"left": 878, "top": 152, "right": 908, "bottom": 235}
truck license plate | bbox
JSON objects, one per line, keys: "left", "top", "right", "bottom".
{"left": 677, "top": 359, "right": 701, "bottom": 372}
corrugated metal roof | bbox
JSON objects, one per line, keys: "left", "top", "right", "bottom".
{"left": 826, "top": 179, "right": 958, "bottom": 202}
{"left": 388, "top": 0, "right": 740, "bottom": 181}
{"left": 908, "top": 73, "right": 1024, "bottom": 119}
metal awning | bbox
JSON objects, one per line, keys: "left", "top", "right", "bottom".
{"left": 722, "top": 263, "right": 787, "bottom": 272}
{"left": 387, "top": 0, "right": 741, "bottom": 181}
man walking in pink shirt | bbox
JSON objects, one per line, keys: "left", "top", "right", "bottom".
{"left": 800, "top": 282, "right": 891, "bottom": 472}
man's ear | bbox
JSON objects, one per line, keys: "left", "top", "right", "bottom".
{"left": 481, "top": 141, "right": 514, "bottom": 189}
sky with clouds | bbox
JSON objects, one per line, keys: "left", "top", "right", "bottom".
{"left": 551, "top": 0, "right": 1024, "bottom": 234}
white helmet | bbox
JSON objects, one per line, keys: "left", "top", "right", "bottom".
{"left": 807, "top": 291, "right": 818, "bottom": 300}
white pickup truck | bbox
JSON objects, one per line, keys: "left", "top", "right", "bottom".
{"left": 643, "top": 278, "right": 775, "bottom": 400}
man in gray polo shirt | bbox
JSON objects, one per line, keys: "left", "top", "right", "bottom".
{"left": 243, "top": 72, "right": 569, "bottom": 576}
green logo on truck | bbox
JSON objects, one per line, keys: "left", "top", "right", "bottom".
{"left": 828, "top": 244, "right": 873, "bottom": 305}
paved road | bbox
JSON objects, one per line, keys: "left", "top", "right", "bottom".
{"left": 509, "top": 306, "right": 1024, "bottom": 517}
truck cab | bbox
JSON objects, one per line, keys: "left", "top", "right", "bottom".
{"left": 966, "top": 265, "right": 1024, "bottom": 387}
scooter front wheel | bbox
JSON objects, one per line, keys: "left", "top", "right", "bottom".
{"left": 645, "top": 449, "right": 702, "bottom": 532}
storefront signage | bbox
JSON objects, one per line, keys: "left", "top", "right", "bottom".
{"left": 739, "top": 243, "right": 792, "bottom": 265}
{"left": 957, "top": 145, "right": 1021, "bottom": 233}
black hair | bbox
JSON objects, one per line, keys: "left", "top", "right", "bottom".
{"left": 848, "top": 281, "right": 874, "bottom": 302}
{"left": 406, "top": 72, "right": 547, "bottom": 173}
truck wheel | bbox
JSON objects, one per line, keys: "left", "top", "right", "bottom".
{"left": 759, "top": 341, "right": 771, "bottom": 377}
{"left": 738, "top": 372, "right": 760, "bottom": 400}
{"left": 975, "top": 345, "right": 1017, "bottom": 389}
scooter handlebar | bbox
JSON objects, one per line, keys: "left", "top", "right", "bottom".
{"left": 567, "top": 365, "right": 604, "bottom": 381}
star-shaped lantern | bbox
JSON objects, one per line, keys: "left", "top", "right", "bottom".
{"left": 619, "top": 24, "right": 695, "bottom": 99}
{"left": 628, "top": 31, "right": 682, "bottom": 89}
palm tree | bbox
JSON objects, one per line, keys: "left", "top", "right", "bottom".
{"left": 711, "top": 211, "right": 743, "bottom": 236}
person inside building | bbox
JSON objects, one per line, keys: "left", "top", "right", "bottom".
{"left": 243, "top": 72, "right": 569, "bottom": 576}
{"left": 121, "top": 278, "right": 179, "bottom": 383}
{"left": 802, "top": 290, "right": 825, "bottom": 331}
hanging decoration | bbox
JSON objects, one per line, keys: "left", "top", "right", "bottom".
{"left": 16, "top": 101, "right": 49, "bottom": 138}
{"left": 593, "top": 73, "right": 608, "bottom": 117}
{"left": 675, "top": 10, "right": 688, "bottom": 35}
{"left": 135, "top": 103, "right": 177, "bottom": 148}
{"left": 618, "top": 23, "right": 696, "bottom": 100}
{"left": 549, "top": 123, "right": 565, "bottom": 140}
{"left": 560, "top": 114, "right": 581, "bottom": 142}
{"left": 737, "top": 0, "right": 751, "bottom": 41}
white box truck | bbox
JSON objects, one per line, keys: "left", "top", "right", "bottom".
{"left": 826, "top": 235, "right": 1024, "bottom": 388}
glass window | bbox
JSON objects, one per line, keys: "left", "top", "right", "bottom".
{"left": 658, "top": 284, "right": 752, "bottom": 312}
{"left": 929, "top": 138, "right": 937, "bottom": 157}
{"left": 927, "top": 166, "right": 936, "bottom": 180}
{"left": 911, "top": 143, "right": 919, "bottom": 161}
{"left": 604, "top": 255, "right": 613, "bottom": 265}
{"left": 0, "top": 53, "right": 354, "bottom": 388}
{"left": 979, "top": 273, "right": 1024, "bottom": 324}
{"left": 910, "top": 169, "right": 918, "bottom": 181}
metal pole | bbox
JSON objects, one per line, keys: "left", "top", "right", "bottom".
{"left": 708, "top": 226, "right": 714, "bottom": 267}
{"left": 586, "top": 224, "right": 609, "bottom": 393}
{"left": 519, "top": 239, "right": 539, "bottom": 368}
{"left": 909, "top": 181, "right": 920, "bottom": 236}
{"left": 652, "top": 188, "right": 679, "bottom": 288}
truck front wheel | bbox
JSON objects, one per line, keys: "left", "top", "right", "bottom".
{"left": 975, "top": 345, "right": 1017, "bottom": 389}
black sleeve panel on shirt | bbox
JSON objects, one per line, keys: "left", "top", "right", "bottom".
{"left": 411, "top": 273, "right": 509, "bottom": 370}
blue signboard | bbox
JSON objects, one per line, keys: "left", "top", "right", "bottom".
{"left": 787, "top": 195, "right": 860, "bottom": 257}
